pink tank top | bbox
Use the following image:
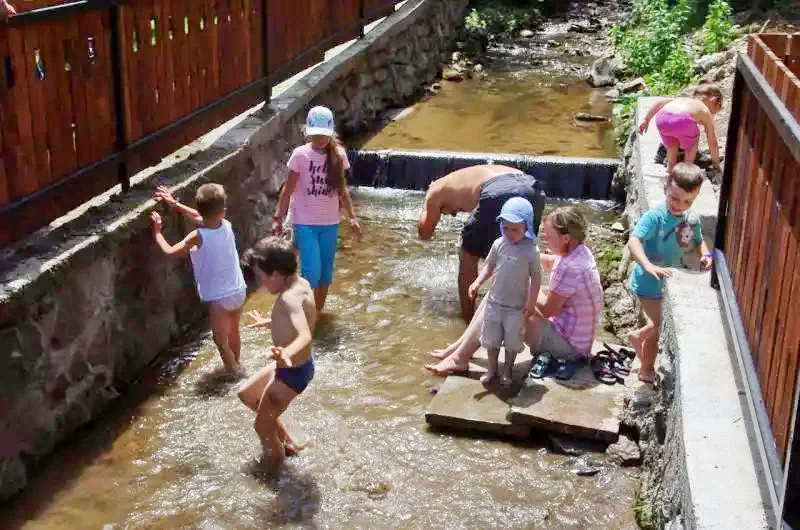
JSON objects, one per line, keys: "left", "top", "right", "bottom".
{"left": 287, "top": 143, "right": 350, "bottom": 226}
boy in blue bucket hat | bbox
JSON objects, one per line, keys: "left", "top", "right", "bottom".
{"left": 468, "top": 196, "right": 542, "bottom": 388}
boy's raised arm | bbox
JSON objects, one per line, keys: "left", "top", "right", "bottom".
{"left": 154, "top": 186, "right": 203, "bottom": 226}
{"left": 151, "top": 211, "right": 199, "bottom": 257}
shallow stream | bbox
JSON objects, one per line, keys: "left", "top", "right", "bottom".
{"left": 5, "top": 189, "right": 636, "bottom": 529}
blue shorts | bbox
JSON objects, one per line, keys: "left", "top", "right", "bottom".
{"left": 629, "top": 263, "right": 664, "bottom": 300}
{"left": 293, "top": 224, "right": 339, "bottom": 288}
{"left": 276, "top": 358, "right": 315, "bottom": 394}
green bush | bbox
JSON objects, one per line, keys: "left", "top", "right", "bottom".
{"left": 646, "top": 45, "right": 697, "bottom": 94}
{"left": 463, "top": 5, "right": 542, "bottom": 41}
{"left": 701, "top": 0, "right": 736, "bottom": 53}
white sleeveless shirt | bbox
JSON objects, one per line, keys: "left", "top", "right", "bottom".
{"left": 189, "top": 219, "right": 246, "bottom": 302}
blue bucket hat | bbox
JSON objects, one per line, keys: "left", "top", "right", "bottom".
{"left": 497, "top": 196, "right": 534, "bottom": 240}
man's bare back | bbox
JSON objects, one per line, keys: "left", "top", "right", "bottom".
{"left": 271, "top": 276, "right": 317, "bottom": 366}
{"left": 418, "top": 164, "right": 523, "bottom": 240}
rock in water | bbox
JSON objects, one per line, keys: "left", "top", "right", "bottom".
{"left": 605, "top": 88, "right": 621, "bottom": 100}
{"left": 575, "top": 112, "right": 607, "bottom": 122}
{"left": 442, "top": 68, "right": 464, "bottom": 82}
{"left": 586, "top": 56, "right": 617, "bottom": 87}
{"left": 520, "top": 29, "right": 535, "bottom": 38}
{"left": 606, "top": 435, "right": 642, "bottom": 466}
{"left": 611, "top": 221, "right": 625, "bottom": 233}
{"left": 618, "top": 77, "right": 646, "bottom": 94}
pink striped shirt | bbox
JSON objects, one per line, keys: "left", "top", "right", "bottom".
{"left": 549, "top": 244, "right": 604, "bottom": 355}
{"left": 287, "top": 143, "right": 350, "bottom": 226}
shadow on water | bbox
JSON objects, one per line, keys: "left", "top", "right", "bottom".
{"left": 2, "top": 334, "right": 209, "bottom": 529}
{"left": 246, "top": 465, "right": 322, "bottom": 527}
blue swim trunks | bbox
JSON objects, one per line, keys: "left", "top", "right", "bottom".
{"left": 276, "top": 358, "right": 315, "bottom": 394}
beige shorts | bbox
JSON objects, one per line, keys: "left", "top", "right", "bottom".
{"left": 210, "top": 289, "right": 246, "bottom": 312}
{"left": 480, "top": 306, "right": 525, "bottom": 354}
{"left": 536, "top": 320, "right": 578, "bottom": 361}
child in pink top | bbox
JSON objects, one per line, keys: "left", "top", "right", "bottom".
{"left": 638, "top": 84, "right": 723, "bottom": 173}
{"left": 272, "top": 106, "right": 361, "bottom": 313}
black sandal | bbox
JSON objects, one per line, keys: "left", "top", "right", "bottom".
{"left": 591, "top": 355, "right": 617, "bottom": 385}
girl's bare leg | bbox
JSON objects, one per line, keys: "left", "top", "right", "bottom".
{"left": 425, "top": 295, "right": 489, "bottom": 375}
{"left": 666, "top": 144, "right": 679, "bottom": 173}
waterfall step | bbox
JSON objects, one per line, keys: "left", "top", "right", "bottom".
{"left": 349, "top": 149, "right": 621, "bottom": 199}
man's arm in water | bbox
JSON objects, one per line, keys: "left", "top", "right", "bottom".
{"left": 418, "top": 191, "right": 441, "bottom": 240}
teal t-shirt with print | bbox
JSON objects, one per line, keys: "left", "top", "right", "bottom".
{"left": 629, "top": 203, "right": 703, "bottom": 299}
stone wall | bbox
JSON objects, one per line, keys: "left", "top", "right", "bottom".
{"left": 0, "top": 0, "right": 468, "bottom": 501}
{"left": 618, "top": 99, "right": 770, "bottom": 530}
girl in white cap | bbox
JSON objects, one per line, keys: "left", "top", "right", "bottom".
{"left": 271, "top": 106, "right": 361, "bottom": 314}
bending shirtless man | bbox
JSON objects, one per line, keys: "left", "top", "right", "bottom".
{"left": 418, "top": 164, "right": 545, "bottom": 320}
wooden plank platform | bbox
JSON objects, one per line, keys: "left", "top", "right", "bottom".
{"left": 425, "top": 342, "right": 637, "bottom": 443}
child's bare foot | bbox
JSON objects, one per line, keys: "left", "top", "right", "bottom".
{"left": 425, "top": 358, "right": 469, "bottom": 376}
{"left": 638, "top": 372, "right": 655, "bottom": 383}
{"left": 284, "top": 440, "right": 308, "bottom": 457}
{"left": 480, "top": 371, "right": 497, "bottom": 386}
{"left": 428, "top": 348, "right": 451, "bottom": 360}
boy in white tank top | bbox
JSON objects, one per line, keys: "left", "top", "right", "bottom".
{"left": 151, "top": 183, "right": 247, "bottom": 375}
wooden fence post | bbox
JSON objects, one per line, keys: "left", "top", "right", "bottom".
{"left": 261, "top": 0, "right": 271, "bottom": 100}
{"left": 109, "top": 1, "right": 129, "bottom": 192}
{"left": 359, "top": 0, "right": 365, "bottom": 38}
{"left": 711, "top": 66, "right": 743, "bottom": 289}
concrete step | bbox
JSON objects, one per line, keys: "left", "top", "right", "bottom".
{"left": 425, "top": 342, "right": 637, "bottom": 443}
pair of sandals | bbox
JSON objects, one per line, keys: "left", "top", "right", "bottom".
{"left": 529, "top": 352, "right": 579, "bottom": 381}
{"left": 590, "top": 343, "right": 635, "bottom": 385}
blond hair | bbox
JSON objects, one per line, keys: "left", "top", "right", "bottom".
{"left": 548, "top": 206, "right": 588, "bottom": 243}
{"left": 694, "top": 83, "right": 723, "bottom": 106}
{"left": 195, "top": 183, "right": 226, "bottom": 218}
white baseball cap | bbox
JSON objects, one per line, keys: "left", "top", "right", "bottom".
{"left": 305, "top": 106, "right": 335, "bottom": 137}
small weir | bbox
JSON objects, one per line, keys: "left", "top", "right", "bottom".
{"left": 348, "top": 148, "right": 620, "bottom": 198}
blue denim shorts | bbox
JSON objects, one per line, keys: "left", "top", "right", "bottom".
{"left": 293, "top": 224, "right": 339, "bottom": 288}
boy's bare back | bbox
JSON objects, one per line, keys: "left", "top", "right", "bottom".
{"left": 271, "top": 276, "right": 316, "bottom": 364}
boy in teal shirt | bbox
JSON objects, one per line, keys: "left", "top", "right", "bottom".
{"left": 627, "top": 163, "right": 713, "bottom": 383}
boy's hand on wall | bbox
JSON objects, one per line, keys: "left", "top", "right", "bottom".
{"left": 151, "top": 211, "right": 163, "bottom": 233}
{"left": 154, "top": 185, "right": 177, "bottom": 207}
{"left": 644, "top": 263, "right": 672, "bottom": 280}
{"left": 699, "top": 255, "right": 713, "bottom": 270}
{"left": 1, "top": 1, "right": 16, "bottom": 19}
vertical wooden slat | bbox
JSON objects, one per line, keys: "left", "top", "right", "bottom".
{"left": 22, "top": 23, "right": 53, "bottom": 187}
{"left": 4, "top": 27, "right": 37, "bottom": 200}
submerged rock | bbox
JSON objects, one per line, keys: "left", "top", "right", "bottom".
{"left": 519, "top": 29, "right": 535, "bottom": 38}
{"left": 605, "top": 88, "right": 621, "bottom": 100}
{"left": 442, "top": 68, "right": 464, "bottom": 82}
{"left": 575, "top": 112, "right": 607, "bottom": 122}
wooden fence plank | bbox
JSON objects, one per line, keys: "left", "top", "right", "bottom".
{"left": 4, "top": 27, "right": 38, "bottom": 200}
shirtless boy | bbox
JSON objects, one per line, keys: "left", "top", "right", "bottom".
{"left": 237, "top": 236, "right": 317, "bottom": 468}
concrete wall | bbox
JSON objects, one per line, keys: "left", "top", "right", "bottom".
{"left": 620, "top": 98, "right": 771, "bottom": 529}
{"left": 0, "top": 0, "right": 468, "bottom": 501}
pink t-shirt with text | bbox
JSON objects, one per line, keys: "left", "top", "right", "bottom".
{"left": 287, "top": 143, "right": 351, "bottom": 226}
{"left": 549, "top": 244, "right": 604, "bottom": 356}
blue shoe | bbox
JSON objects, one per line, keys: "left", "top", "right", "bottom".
{"left": 555, "top": 359, "right": 579, "bottom": 381}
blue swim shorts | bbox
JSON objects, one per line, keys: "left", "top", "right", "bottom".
{"left": 276, "top": 358, "right": 315, "bottom": 394}
{"left": 293, "top": 224, "right": 339, "bottom": 288}
{"left": 629, "top": 263, "right": 664, "bottom": 300}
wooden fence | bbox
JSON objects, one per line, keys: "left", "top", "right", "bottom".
{"left": 0, "top": 0, "right": 398, "bottom": 245}
{"left": 714, "top": 33, "right": 800, "bottom": 525}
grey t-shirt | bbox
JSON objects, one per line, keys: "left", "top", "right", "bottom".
{"left": 486, "top": 236, "right": 541, "bottom": 310}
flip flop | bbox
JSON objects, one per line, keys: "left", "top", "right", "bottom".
{"left": 555, "top": 359, "right": 579, "bottom": 381}
{"left": 529, "top": 352, "right": 553, "bottom": 379}
{"left": 591, "top": 356, "right": 617, "bottom": 385}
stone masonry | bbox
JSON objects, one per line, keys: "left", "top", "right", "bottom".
{"left": 0, "top": 0, "right": 468, "bottom": 500}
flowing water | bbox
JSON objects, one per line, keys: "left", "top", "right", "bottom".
{"left": 5, "top": 189, "right": 637, "bottom": 529}
{"left": 354, "top": 17, "right": 617, "bottom": 157}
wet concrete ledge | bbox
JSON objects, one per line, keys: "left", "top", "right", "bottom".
{"left": 0, "top": 0, "right": 468, "bottom": 501}
{"left": 349, "top": 148, "right": 620, "bottom": 198}
{"left": 629, "top": 98, "right": 770, "bottom": 529}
